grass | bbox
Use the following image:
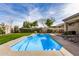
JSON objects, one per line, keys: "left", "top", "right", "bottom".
{"left": 0, "top": 33, "right": 32, "bottom": 45}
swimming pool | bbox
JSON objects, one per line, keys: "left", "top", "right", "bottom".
{"left": 11, "top": 34, "right": 62, "bottom": 51}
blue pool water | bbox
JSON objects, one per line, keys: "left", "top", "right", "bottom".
{"left": 11, "top": 34, "right": 62, "bottom": 51}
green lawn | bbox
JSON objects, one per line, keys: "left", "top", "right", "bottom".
{"left": 0, "top": 33, "right": 32, "bottom": 45}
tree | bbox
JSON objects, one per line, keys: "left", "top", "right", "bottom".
{"left": 45, "top": 18, "right": 55, "bottom": 27}
{"left": 0, "top": 23, "right": 5, "bottom": 34}
{"left": 0, "top": 27, "right": 5, "bottom": 34}
{"left": 23, "top": 21, "right": 38, "bottom": 28}
{"left": 23, "top": 21, "right": 31, "bottom": 28}
{"left": 31, "top": 21, "right": 38, "bottom": 28}
{"left": 14, "top": 26, "right": 20, "bottom": 33}
{"left": 0, "top": 23, "right": 5, "bottom": 30}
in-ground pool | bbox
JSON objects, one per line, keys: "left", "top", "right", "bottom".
{"left": 11, "top": 34, "right": 62, "bottom": 51}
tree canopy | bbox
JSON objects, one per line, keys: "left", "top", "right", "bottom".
{"left": 14, "top": 26, "right": 20, "bottom": 33}
{"left": 45, "top": 18, "right": 55, "bottom": 27}
{"left": 23, "top": 21, "right": 38, "bottom": 28}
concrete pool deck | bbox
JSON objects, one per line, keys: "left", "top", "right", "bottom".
{"left": 50, "top": 34, "right": 79, "bottom": 56}
{"left": 0, "top": 34, "right": 73, "bottom": 56}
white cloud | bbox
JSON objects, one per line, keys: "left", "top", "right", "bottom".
{"left": 24, "top": 7, "right": 55, "bottom": 27}
{"left": 25, "top": 8, "right": 43, "bottom": 22}
{"left": 0, "top": 4, "right": 27, "bottom": 27}
{"left": 0, "top": 4, "right": 25, "bottom": 17}
{"left": 46, "top": 8, "right": 55, "bottom": 17}
{"left": 62, "top": 3, "right": 79, "bottom": 19}
{"left": 1, "top": 3, "right": 79, "bottom": 27}
{"left": 53, "top": 3, "right": 79, "bottom": 26}
{"left": 24, "top": 6, "right": 56, "bottom": 27}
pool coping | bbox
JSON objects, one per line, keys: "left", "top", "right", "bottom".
{"left": 0, "top": 33, "right": 73, "bottom": 56}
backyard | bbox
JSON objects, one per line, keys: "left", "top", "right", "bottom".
{"left": 0, "top": 33, "right": 32, "bottom": 45}
{"left": 0, "top": 3, "right": 79, "bottom": 56}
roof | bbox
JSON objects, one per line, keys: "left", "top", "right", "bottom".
{"left": 50, "top": 23, "right": 64, "bottom": 28}
{"left": 63, "top": 13, "right": 79, "bottom": 21}
{"left": 52, "top": 23, "right": 64, "bottom": 27}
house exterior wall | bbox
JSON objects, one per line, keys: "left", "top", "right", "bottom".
{"left": 51, "top": 28, "right": 64, "bottom": 31}
{"left": 64, "top": 23, "right": 68, "bottom": 31}
{"left": 5, "top": 25, "right": 11, "bottom": 34}
{"left": 50, "top": 25, "right": 64, "bottom": 33}
{"left": 67, "top": 21, "right": 79, "bottom": 34}
{"left": 64, "top": 16, "right": 79, "bottom": 34}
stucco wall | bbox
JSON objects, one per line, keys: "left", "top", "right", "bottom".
{"left": 64, "top": 15, "right": 79, "bottom": 34}
{"left": 5, "top": 25, "right": 11, "bottom": 34}
{"left": 67, "top": 21, "right": 79, "bottom": 34}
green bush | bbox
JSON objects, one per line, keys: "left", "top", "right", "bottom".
{"left": 47, "top": 29, "right": 53, "bottom": 33}
{"left": 63, "top": 31, "right": 76, "bottom": 35}
{"left": 14, "top": 26, "right": 20, "bottom": 33}
{"left": 0, "top": 27, "right": 5, "bottom": 34}
{"left": 20, "top": 28, "right": 41, "bottom": 33}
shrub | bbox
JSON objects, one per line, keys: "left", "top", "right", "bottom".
{"left": 0, "top": 27, "right": 5, "bottom": 34}
{"left": 63, "top": 31, "right": 76, "bottom": 35}
{"left": 14, "top": 26, "right": 20, "bottom": 33}
{"left": 47, "top": 29, "right": 53, "bottom": 33}
{"left": 20, "top": 28, "right": 41, "bottom": 33}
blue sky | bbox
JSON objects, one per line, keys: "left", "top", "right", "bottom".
{"left": 0, "top": 3, "right": 79, "bottom": 27}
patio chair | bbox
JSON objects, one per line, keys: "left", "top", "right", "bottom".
{"left": 73, "top": 35, "right": 79, "bottom": 43}
{"left": 61, "top": 35, "right": 68, "bottom": 40}
{"left": 67, "top": 35, "right": 76, "bottom": 42}
{"left": 64, "top": 35, "right": 79, "bottom": 43}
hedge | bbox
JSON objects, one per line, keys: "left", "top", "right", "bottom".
{"left": 20, "top": 28, "right": 41, "bottom": 33}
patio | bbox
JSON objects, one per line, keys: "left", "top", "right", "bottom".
{"left": 51, "top": 34, "right": 79, "bottom": 56}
